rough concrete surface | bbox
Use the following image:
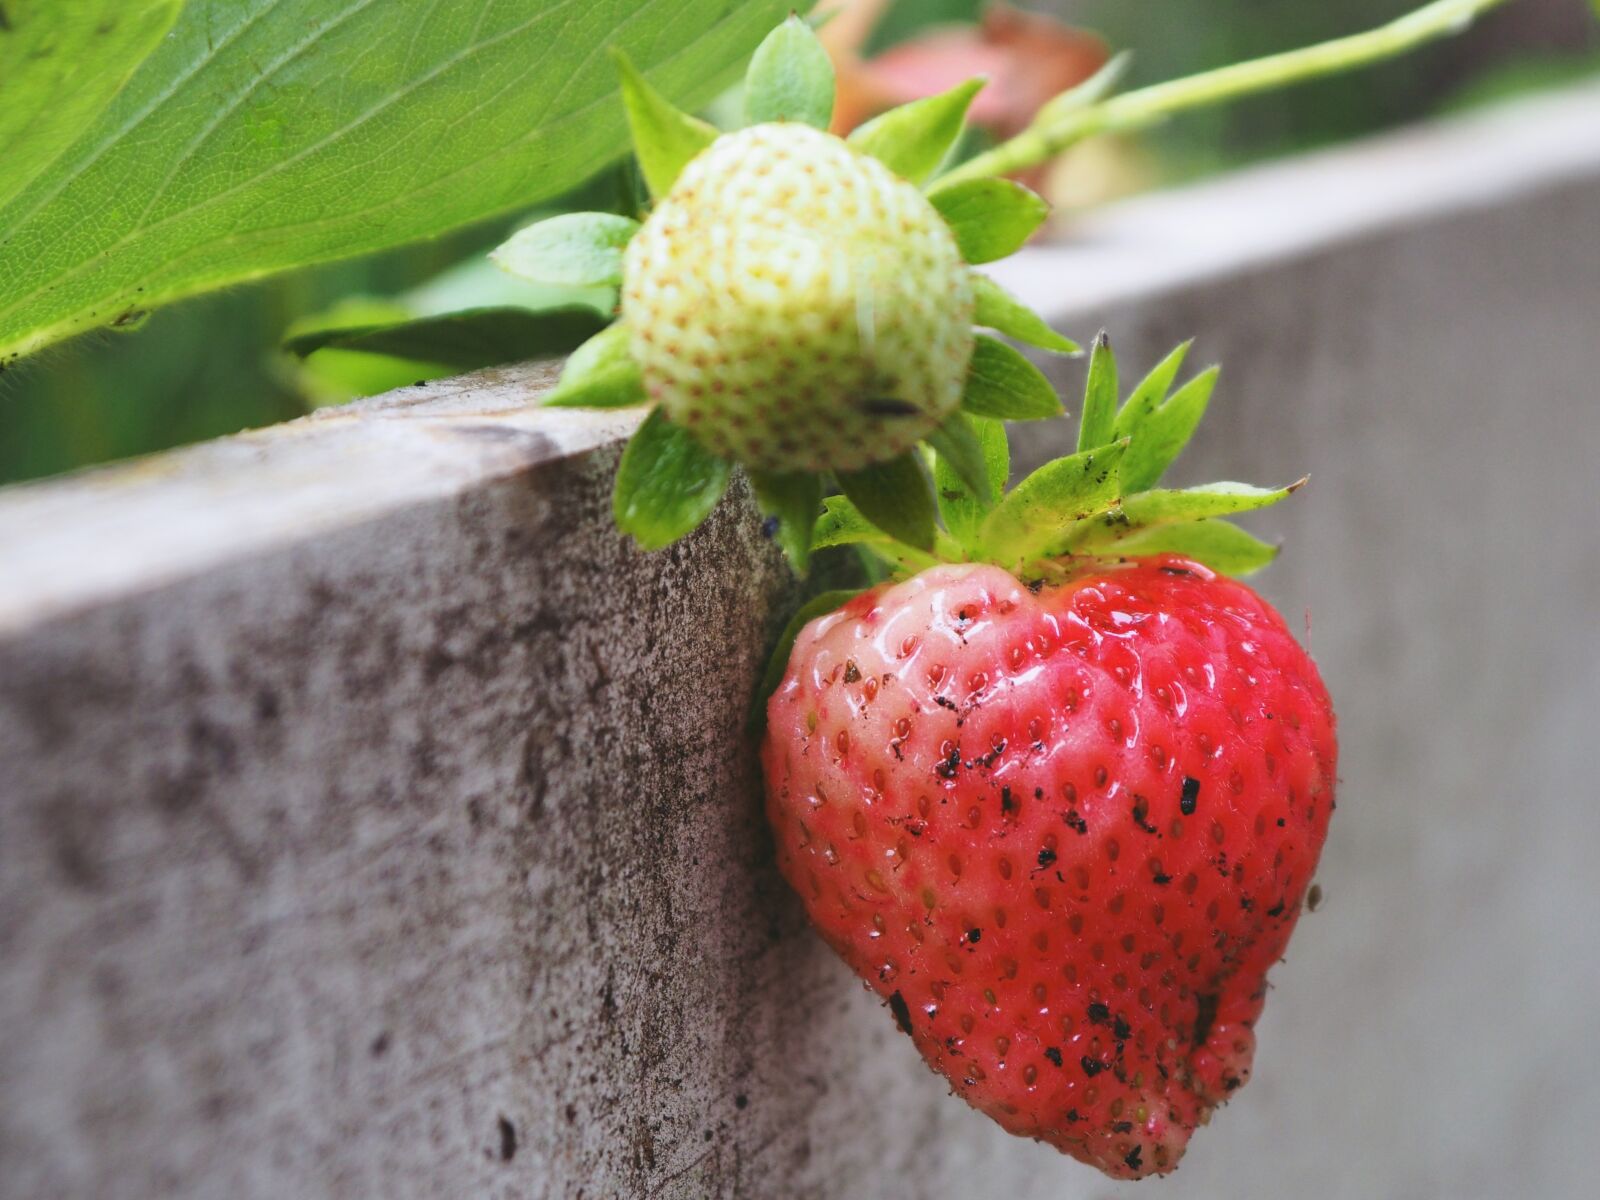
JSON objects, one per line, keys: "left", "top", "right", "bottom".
{"left": 3, "top": 85, "right": 1600, "bottom": 1200}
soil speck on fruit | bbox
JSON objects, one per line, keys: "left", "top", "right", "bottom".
{"left": 889, "top": 990, "right": 914, "bottom": 1035}
{"left": 1181, "top": 776, "right": 1201, "bottom": 815}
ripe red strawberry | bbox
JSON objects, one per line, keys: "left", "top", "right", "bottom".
{"left": 761, "top": 556, "right": 1336, "bottom": 1178}
{"left": 757, "top": 331, "right": 1336, "bottom": 1178}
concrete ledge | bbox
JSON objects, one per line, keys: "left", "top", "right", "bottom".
{"left": 3, "top": 83, "right": 1600, "bottom": 1199}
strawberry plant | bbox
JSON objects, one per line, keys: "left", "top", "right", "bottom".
{"left": 758, "top": 338, "right": 1333, "bottom": 1179}
{"left": 494, "top": 1, "right": 1524, "bottom": 563}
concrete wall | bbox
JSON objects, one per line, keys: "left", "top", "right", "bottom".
{"left": 3, "top": 83, "right": 1599, "bottom": 1200}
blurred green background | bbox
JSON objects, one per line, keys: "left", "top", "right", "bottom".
{"left": 2, "top": 0, "right": 1595, "bottom": 487}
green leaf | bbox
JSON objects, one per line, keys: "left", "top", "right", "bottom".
{"left": 972, "top": 275, "right": 1079, "bottom": 354}
{"left": 1077, "top": 332, "right": 1119, "bottom": 452}
{"left": 751, "top": 588, "right": 865, "bottom": 730}
{"left": 1112, "top": 340, "right": 1193, "bottom": 441}
{"left": 934, "top": 415, "right": 1009, "bottom": 555}
{"left": 924, "top": 412, "right": 992, "bottom": 504}
{"left": 961, "top": 335, "right": 1064, "bottom": 421}
{"left": 613, "top": 48, "right": 722, "bottom": 199}
{"left": 0, "top": 0, "right": 182, "bottom": 212}
{"left": 748, "top": 469, "right": 823, "bottom": 573}
{"left": 491, "top": 213, "right": 641, "bottom": 288}
{"left": 1100, "top": 519, "right": 1279, "bottom": 578}
{"left": 282, "top": 306, "right": 607, "bottom": 372}
{"left": 613, "top": 409, "right": 733, "bottom": 551}
{"left": 928, "top": 178, "right": 1049, "bottom": 264}
{"left": 546, "top": 323, "right": 648, "bottom": 409}
{"left": 744, "top": 14, "right": 835, "bottom": 129}
{"left": 978, "top": 440, "right": 1129, "bottom": 567}
{"left": 813, "top": 495, "right": 939, "bottom": 572}
{"left": 1119, "top": 366, "right": 1220, "bottom": 493}
{"left": 848, "top": 77, "right": 984, "bottom": 184}
{"left": 0, "top": 0, "right": 791, "bottom": 362}
{"left": 835, "top": 453, "right": 938, "bottom": 551}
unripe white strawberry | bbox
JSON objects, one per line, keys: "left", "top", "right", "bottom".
{"left": 621, "top": 123, "right": 975, "bottom": 473}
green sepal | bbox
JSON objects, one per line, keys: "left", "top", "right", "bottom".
{"left": 490, "top": 212, "right": 640, "bottom": 288}
{"left": 1075, "top": 481, "right": 1301, "bottom": 550}
{"left": 934, "top": 415, "right": 1009, "bottom": 556}
{"left": 613, "top": 50, "right": 719, "bottom": 198}
{"left": 1100, "top": 518, "right": 1279, "bottom": 578}
{"left": 977, "top": 439, "right": 1129, "bottom": 567}
{"left": 744, "top": 14, "right": 836, "bottom": 130}
{"left": 1119, "top": 365, "right": 1219, "bottom": 493}
{"left": 748, "top": 469, "right": 823, "bottom": 574}
{"left": 924, "top": 412, "right": 992, "bottom": 504}
{"left": 1076, "top": 331, "right": 1118, "bottom": 452}
{"left": 545, "top": 323, "right": 648, "bottom": 408}
{"left": 612, "top": 409, "right": 732, "bottom": 549}
{"left": 1112, "top": 339, "right": 1193, "bottom": 441}
{"left": 960, "top": 334, "right": 1064, "bottom": 421}
{"left": 835, "top": 452, "right": 938, "bottom": 551}
{"left": 971, "top": 275, "right": 1079, "bottom": 354}
{"left": 814, "top": 495, "right": 940, "bottom": 572}
{"left": 848, "top": 77, "right": 985, "bottom": 185}
{"left": 928, "top": 178, "right": 1049, "bottom": 264}
{"left": 750, "top": 587, "right": 866, "bottom": 732}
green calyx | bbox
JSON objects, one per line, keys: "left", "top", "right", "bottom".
{"left": 488, "top": 14, "right": 1076, "bottom": 566}
{"left": 817, "top": 332, "right": 1303, "bottom": 584}
{"left": 749, "top": 334, "right": 1303, "bottom": 726}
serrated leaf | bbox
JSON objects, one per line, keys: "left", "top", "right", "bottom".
{"left": 836, "top": 452, "right": 938, "bottom": 551}
{"left": 924, "top": 412, "right": 992, "bottom": 506}
{"left": 961, "top": 335, "right": 1064, "bottom": 421}
{"left": 282, "top": 306, "right": 607, "bottom": 371}
{"left": 978, "top": 440, "right": 1129, "bottom": 567}
{"left": 935, "top": 416, "right": 1009, "bottom": 556}
{"left": 614, "top": 49, "right": 722, "bottom": 199}
{"left": 1119, "top": 366, "right": 1219, "bottom": 493}
{"left": 751, "top": 587, "right": 865, "bottom": 730}
{"left": 546, "top": 323, "right": 647, "bottom": 409}
{"left": 848, "top": 77, "right": 984, "bottom": 184}
{"left": 814, "top": 496, "right": 940, "bottom": 573}
{"left": 613, "top": 409, "right": 732, "bottom": 551}
{"left": 744, "top": 14, "right": 836, "bottom": 129}
{"left": 1075, "top": 482, "right": 1300, "bottom": 549}
{"left": 928, "top": 178, "right": 1049, "bottom": 264}
{"left": 1101, "top": 519, "right": 1279, "bottom": 578}
{"left": 0, "top": 1, "right": 793, "bottom": 362}
{"left": 748, "top": 469, "right": 823, "bottom": 574}
{"left": 971, "top": 275, "right": 1080, "bottom": 354}
{"left": 1112, "top": 340, "right": 1193, "bottom": 441}
{"left": 491, "top": 213, "right": 641, "bottom": 288}
{"left": 1077, "top": 332, "right": 1118, "bottom": 452}
{"left": 0, "top": 0, "right": 183, "bottom": 213}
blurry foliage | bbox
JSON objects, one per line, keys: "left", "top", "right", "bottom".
{"left": 2, "top": 0, "right": 1596, "bottom": 487}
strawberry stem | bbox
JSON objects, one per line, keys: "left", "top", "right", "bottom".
{"left": 939, "top": 0, "right": 1517, "bottom": 186}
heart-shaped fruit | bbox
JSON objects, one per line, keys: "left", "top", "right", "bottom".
{"left": 761, "top": 556, "right": 1336, "bottom": 1177}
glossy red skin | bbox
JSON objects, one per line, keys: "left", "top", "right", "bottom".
{"left": 761, "top": 556, "right": 1337, "bottom": 1179}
